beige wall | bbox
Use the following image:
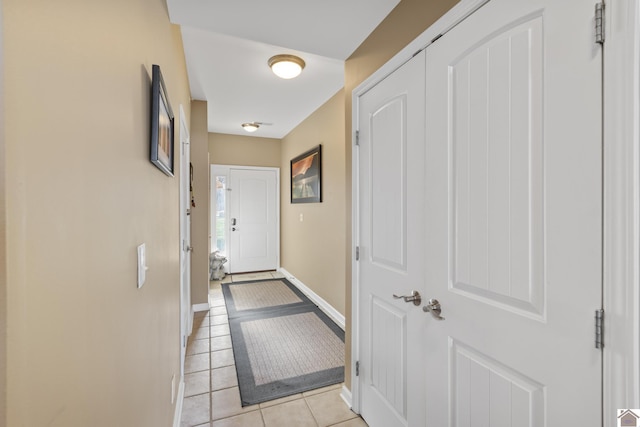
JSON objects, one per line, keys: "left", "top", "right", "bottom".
{"left": 4, "top": 0, "right": 191, "bottom": 425}
{"left": 342, "top": 0, "right": 460, "bottom": 389}
{"left": 209, "top": 133, "right": 281, "bottom": 167}
{"left": 0, "top": 0, "right": 6, "bottom": 422}
{"left": 281, "top": 90, "right": 346, "bottom": 314}
{"left": 190, "top": 101, "right": 210, "bottom": 305}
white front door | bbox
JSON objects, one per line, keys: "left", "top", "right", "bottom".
{"left": 356, "top": 50, "right": 426, "bottom": 427}
{"left": 424, "top": 0, "right": 602, "bottom": 423}
{"left": 228, "top": 168, "right": 279, "bottom": 273}
{"left": 178, "top": 106, "right": 191, "bottom": 380}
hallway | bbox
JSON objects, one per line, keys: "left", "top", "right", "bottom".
{"left": 180, "top": 272, "right": 367, "bottom": 427}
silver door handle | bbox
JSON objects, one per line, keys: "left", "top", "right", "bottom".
{"left": 423, "top": 298, "right": 445, "bottom": 320}
{"left": 393, "top": 290, "right": 422, "bottom": 306}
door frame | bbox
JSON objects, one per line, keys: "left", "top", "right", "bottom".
{"left": 178, "top": 104, "right": 191, "bottom": 387}
{"left": 602, "top": 0, "right": 640, "bottom": 418}
{"left": 350, "top": 0, "right": 640, "bottom": 421}
{"left": 210, "top": 164, "right": 281, "bottom": 272}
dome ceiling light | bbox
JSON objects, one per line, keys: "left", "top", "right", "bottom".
{"left": 241, "top": 122, "right": 260, "bottom": 132}
{"left": 268, "top": 54, "right": 306, "bottom": 79}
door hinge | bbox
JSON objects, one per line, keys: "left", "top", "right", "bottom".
{"left": 355, "top": 361, "right": 360, "bottom": 377}
{"left": 355, "top": 130, "right": 360, "bottom": 146}
{"left": 355, "top": 246, "right": 360, "bottom": 261}
{"left": 595, "top": 3, "right": 605, "bottom": 44}
{"left": 595, "top": 309, "right": 604, "bottom": 349}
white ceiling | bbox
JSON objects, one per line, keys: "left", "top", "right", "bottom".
{"left": 167, "top": 0, "right": 401, "bottom": 138}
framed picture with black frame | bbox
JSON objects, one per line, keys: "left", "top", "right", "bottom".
{"left": 290, "top": 144, "right": 322, "bottom": 203}
{"left": 150, "top": 64, "right": 174, "bottom": 177}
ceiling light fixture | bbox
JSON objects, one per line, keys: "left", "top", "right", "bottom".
{"left": 268, "top": 54, "right": 306, "bottom": 79}
{"left": 241, "top": 122, "right": 260, "bottom": 132}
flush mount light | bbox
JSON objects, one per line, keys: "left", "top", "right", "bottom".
{"left": 268, "top": 54, "right": 306, "bottom": 79}
{"left": 241, "top": 122, "right": 260, "bottom": 132}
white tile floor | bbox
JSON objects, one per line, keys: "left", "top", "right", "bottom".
{"left": 180, "top": 272, "right": 368, "bottom": 427}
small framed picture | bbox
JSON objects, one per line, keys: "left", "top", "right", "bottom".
{"left": 150, "top": 64, "right": 174, "bottom": 177}
{"left": 291, "top": 145, "right": 322, "bottom": 203}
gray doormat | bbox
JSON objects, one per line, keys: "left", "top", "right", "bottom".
{"left": 222, "top": 278, "right": 345, "bottom": 406}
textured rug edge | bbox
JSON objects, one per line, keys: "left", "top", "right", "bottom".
{"left": 239, "top": 366, "right": 345, "bottom": 406}
{"left": 221, "top": 278, "right": 313, "bottom": 319}
{"left": 227, "top": 302, "right": 345, "bottom": 406}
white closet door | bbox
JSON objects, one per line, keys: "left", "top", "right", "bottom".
{"left": 357, "top": 50, "right": 427, "bottom": 427}
{"left": 424, "top": 0, "right": 602, "bottom": 423}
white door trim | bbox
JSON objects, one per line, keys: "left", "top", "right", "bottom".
{"left": 210, "top": 164, "right": 281, "bottom": 272}
{"left": 178, "top": 105, "right": 191, "bottom": 371}
{"left": 603, "top": 0, "right": 640, "bottom": 419}
{"left": 350, "top": 0, "right": 489, "bottom": 414}
{"left": 351, "top": 0, "right": 640, "bottom": 420}
{"left": 175, "top": 104, "right": 190, "bottom": 426}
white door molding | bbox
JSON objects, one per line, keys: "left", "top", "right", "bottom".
{"left": 603, "top": 0, "right": 640, "bottom": 419}
{"left": 175, "top": 104, "right": 191, "bottom": 427}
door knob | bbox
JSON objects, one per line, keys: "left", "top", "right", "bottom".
{"left": 393, "top": 290, "right": 422, "bottom": 306}
{"left": 231, "top": 227, "right": 237, "bottom": 231}
{"left": 423, "top": 298, "right": 445, "bottom": 320}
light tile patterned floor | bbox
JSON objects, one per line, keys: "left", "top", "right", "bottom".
{"left": 180, "top": 272, "right": 368, "bottom": 427}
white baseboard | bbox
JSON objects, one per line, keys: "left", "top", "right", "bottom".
{"left": 340, "top": 385, "right": 353, "bottom": 410}
{"left": 278, "top": 268, "right": 345, "bottom": 329}
{"left": 192, "top": 303, "right": 210, "bottom": 312}
{"left": 172, "top": 378, "right": 185, "bottom": 427}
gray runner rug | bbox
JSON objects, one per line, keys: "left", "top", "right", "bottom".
{"left": 222, "top": 278, "right": 345, "bottom": 406}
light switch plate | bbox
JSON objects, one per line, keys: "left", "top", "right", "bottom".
{"left": 137, "top": 243, "right": 147, "bottom": 288}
